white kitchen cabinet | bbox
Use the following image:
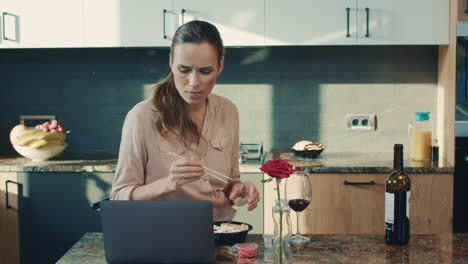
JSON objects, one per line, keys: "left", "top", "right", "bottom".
{"left": 265, "top": 0, "right": 448, "bottom": 45}
{"left": 173, "top": 0, "right": 265, "bottom": 46}
{"left": 84, "top": 0, "right": 175, "bottom": 47}
{"left": 232, "top": 173, "right": 264, "bottom": 234}
{"left": 357, "top": 0, "right": 448, "bottom": 45}
{"left": 266, "top": 0, "right": 357, "bottom": 45}
{"left": 0, "top": 0, "right": 83, "bottom": 48}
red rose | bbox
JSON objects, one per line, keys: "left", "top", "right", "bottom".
{"left": 260, "top": 159, "right": 297, "bottom": 179}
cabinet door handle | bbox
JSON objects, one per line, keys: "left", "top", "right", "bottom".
{"left": 343, "top": 180, "right": 375, "bottom": 185}
{"left": 2, "top": 12, "right": 8, "bottom": 41}
{"left": 163, "top": 9, "right": 168, "bottom": 39}
{"left": 90, "top": 197, "right": 109, "bottom": 211}
{"left": 365, "top": 8, "right": 370, "bottom": 37}
{"left": 181, "top": 9, "right": 186, "bottom": 24}
{"left": 5, "top": 180, "right": 19, "bottom": 210}
{"left": 346, "top": 8, "right": 350, "bottom": 38}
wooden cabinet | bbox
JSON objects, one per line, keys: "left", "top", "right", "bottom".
{"left": 458, "top": 0, "right": 468, "bottom": 21}
{"left": 410, "top": 173, "right": 454, "bottom": 234}
{"left": 0, "top": 0, "right": 83, "bottom": 48}
{"left": 264, "top": 173, "right": 453, "bottom": 235}
{"left": 173, "top": 0, "right": 265, "bottom": 46}
{"left": 302, "top": 174, "right": 386, "bottom": 234}
{"left": 83, "top": 0, "right": 175, "bottom": 47}
{"left": 265, "top": 0, "right": 449, "bottom": 45}
{"left": 0, "top": 172, "right": 20, "bottom": 264}
{"left": 232, "top": 173, "right": 264, "bottom": 234}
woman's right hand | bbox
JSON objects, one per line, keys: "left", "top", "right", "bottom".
{"left": 168, "top": 156, "right": 204, "bottom": 187}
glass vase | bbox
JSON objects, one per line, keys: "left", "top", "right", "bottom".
{"left": 272, "top": 199, "right": 293, "bottom": 264}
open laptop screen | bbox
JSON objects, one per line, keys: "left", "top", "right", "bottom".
{"left": 101, "top": 200, "right": 216, "bottom": 264}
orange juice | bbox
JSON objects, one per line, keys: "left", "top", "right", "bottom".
{"left": 410, "top": 131, "right": 432, "bottom": 161}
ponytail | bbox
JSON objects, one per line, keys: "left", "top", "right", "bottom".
{"left": 153, "top": 73, "right": 200, "bottom": 146}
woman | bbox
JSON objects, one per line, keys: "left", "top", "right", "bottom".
{"left": 111, "top": 20, "right": 260, "bottom": 221}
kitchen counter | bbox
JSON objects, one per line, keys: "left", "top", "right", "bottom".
{"left": 273, "top": 151, "right": 453, "bottom": 173}
{"left": 0, "top": 152, "right": 263, "bottom": 173}
{"left": 0, "top": 151, "right": 453, "bottom": 174}
{"left": 0, "top": 151, "right": 119, "bottom": 173}
{"left": 57, "top": 233, "right": 468, "bottom": 263}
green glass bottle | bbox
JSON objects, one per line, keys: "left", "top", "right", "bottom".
{"left": 385, "top": 144, "right": 411, "bottom": 245}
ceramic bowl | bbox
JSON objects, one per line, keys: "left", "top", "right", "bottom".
{"left": 214, "top": 221, "right": 253, "bottom": 246}
{"left": 13, "top": 144, "right": 67, "bottom": 162}
{"left": 293, "top": 147, "right": 325, "bottom": 158}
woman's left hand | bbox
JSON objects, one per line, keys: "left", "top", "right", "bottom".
{"left": 228, "top": 181, "right": 260, "bottom": 211}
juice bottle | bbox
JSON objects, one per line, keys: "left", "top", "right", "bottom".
{"left": 409, "top": 112, "right": 432, "bottom": 161}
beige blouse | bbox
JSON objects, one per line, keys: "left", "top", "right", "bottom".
{"left": 110, "top": 93, "right": 240, "bottom": 221}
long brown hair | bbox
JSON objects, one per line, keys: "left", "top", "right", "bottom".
{"left": 153, "top": 20, "right": 224, "bottom": 147}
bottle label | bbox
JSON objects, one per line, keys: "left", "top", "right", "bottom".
{"left": 385, "top": 191, "right": 411, "bottom": 228}
{"left": 385, "top": 192, "right": 394, "bottom": 224}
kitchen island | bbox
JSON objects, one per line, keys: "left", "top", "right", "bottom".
{"left": 57, "top": 233, "right": 468, "bottom": 263}
{"left": 0, "top": 151, "right": 455, "bottom": 263}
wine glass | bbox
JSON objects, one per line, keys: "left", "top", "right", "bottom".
{"left": 285, "top": 168, "right": 312, "bottom": 244}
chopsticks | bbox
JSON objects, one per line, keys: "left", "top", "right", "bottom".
{"left": 166, "top": 152, "right": 231, "bottom": 184}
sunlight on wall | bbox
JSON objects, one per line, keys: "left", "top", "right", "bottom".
{"left": 143, "top": 84, "right": 156, "bottom": 100}
{"left": 318, "top": 83, "right": 437, "bottom": 152}
{"left": 213, "top": 84, "right": 274, "bottom": 147}
{"left": 85, "top": 174, "right": 113, "bottom": 205}
{"left": 240, "top": 48, "right": 270, "bottom": 65}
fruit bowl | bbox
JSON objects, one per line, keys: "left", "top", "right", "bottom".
{"left": 13, "top": 144, "right": 67, "bottom": 162}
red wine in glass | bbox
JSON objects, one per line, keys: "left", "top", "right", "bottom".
{"left": 285, "top": 169, "right": 312, "bottom": 244}
{"left": 288, "top": 199, "right": 310, "bottom": 212}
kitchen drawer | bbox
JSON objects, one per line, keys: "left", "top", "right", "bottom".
{"left": 302, "top": 174, "right": 386, "bottom": 234}
{"left": 264, "top": 173, "right": 453, "bottom": 235}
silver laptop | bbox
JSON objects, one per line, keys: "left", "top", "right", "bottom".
{"left": 100, "top": 200, "right": 216, "bottom": 264}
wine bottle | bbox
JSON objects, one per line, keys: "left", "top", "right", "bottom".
{"left": 385, "top": 144, "right": 411, "bottom": 245}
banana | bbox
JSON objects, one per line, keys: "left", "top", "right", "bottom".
{"left": 29, "top": 139, "right": 48, "bottom": 148}
{"left": 18, "top": 137, "right": 41, "bottom": 146}
{"left": 16, "top": 130, "right": 45, "bottom": 140}
{"left": 29, "top": 139, "right": 65, "bottom": 149}
{"left": 15, "top": 130, "right": 67, "bottom": 148}
{"left": 42, "top": 139, "right": 65, "bottom": 148}
{"left": 39, "top": 132, "right": 65, "bottom": 141}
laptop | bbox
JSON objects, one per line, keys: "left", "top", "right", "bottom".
{"left": 100, "top": 200, "right": 216, "bottom": 264}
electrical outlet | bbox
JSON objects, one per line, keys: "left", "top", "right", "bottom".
{"left": 346, "top": 114, "right": 376, "bottom": 131}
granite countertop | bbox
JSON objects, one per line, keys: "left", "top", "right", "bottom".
{"left": 0, "top": 151, "right": 453, "bottom": 174}
{"left": 0, "top": 151, "right": 263, "bottom": 173}
{"left": 57, "top": 233, "right": 468, "bottom": 264}
{"left": 0, "top": 152, "right": 119, "bottom": 173}
{"left": 273, "top": 151, "right": 453, "bottom": 174}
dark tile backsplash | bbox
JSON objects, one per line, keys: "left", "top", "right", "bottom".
{"left": 0, "top": 46, "right": 438, "bottom": 154}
